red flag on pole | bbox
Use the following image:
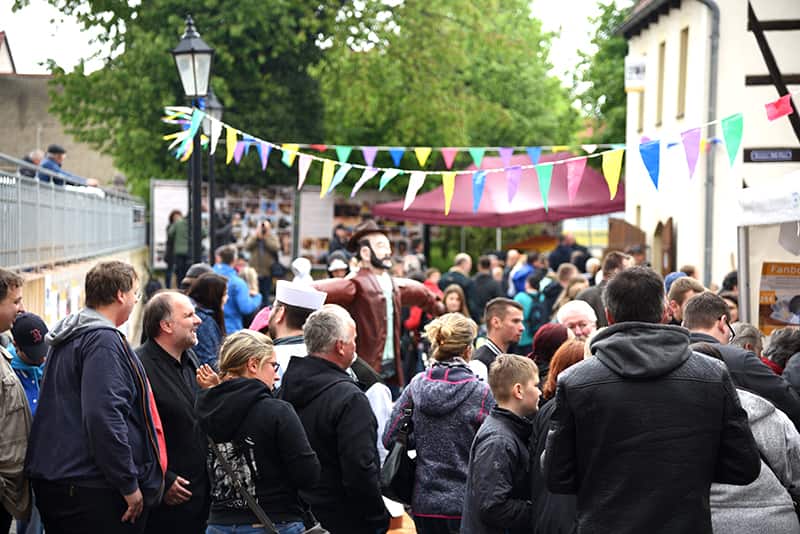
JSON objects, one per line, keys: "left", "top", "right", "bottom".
{"left": 765, "top": 94, "right": 794, "bottom": 121}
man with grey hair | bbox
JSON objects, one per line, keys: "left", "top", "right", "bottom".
{"left": 556, "top": 300, "right": 598, "bottom": 341}
{"left": 279, "top": 305, "right": 389, "bottom": 534}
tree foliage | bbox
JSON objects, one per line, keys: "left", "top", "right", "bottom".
{"left": 577, "top": 1, "right": 630, "bottom": 144}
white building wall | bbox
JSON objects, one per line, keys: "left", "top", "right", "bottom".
{"left": 624, "top": 0, "right": 800, "bottom": 286}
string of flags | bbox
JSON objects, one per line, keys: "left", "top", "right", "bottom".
{"left": 162, "top": 90, "right": 795, "bottom": 215}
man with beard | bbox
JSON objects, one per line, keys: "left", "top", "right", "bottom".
{"left": 136, "top": 292, "right": 208, "bottom": 534}
{"left": 268, "top": 280, "right": 327, "bottom": 379}
{"left": 666, "top": 276, "right": 705, "bottom": 326}
{"left": 313, "top": 220, "right": 443, "bottom": 386}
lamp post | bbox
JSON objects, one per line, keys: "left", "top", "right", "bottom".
{"left": 202, "top": 89, "right": 223, "bottom": 259}
{"left": 172, "top": 14, "right": 214, "bottom": 264}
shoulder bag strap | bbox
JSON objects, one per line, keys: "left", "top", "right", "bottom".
{"left": 207, "top": 437, "right": 278, "bottom": 534}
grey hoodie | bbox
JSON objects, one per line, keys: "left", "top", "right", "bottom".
{"left": 711, "top": 389, "right": 800, "bottom": 534}
{"left": 46, "top": 307, "right": 116, "bottom": 347}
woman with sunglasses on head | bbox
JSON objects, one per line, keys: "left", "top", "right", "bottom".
{"left": 196, "top": 330, "right": 320, "bottom": 534}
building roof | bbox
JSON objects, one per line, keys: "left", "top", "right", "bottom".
{"left": 618, "top": 0, "right": 681, "bottom": 39}
{"left": 0, "top": 31, "right": 17, "bottom": 74}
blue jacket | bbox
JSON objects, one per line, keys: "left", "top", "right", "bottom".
{"left": 213, "top": 263, "right": 262, "bottom": 333}
{"left": 25, "top": 308, "right": 163, "bottom": 503}
{"left": 37, "top": 157, "right": 85, "bottom": 186}
{"left": 10, "top": 354, "right": 43, "bottom": 417}
{"left": 194, "top": 306, "right": 223, "bottom": 369}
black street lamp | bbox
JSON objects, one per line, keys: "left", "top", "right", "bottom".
{"left": 203, "top": 89, "right": 224, "bottom": 260}
{"left": 172, "top": 14, "right": 214, "bottom": 264}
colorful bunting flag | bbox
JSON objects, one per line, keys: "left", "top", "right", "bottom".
{"left": 472, "top": 170, "right": 487, "bottom": 212}
{"left": 404, "top": 171, "right": 426, "bottom": 210}
{"left": 582, "top": 144, "right": 598, "bottom": 154}
{"left": 380, "top": 169, "right": 402, "bottom": 191}
{"left": 297, "top": 155, "right": 311, "bottom": 190}
{"left": 226, "top": 126, "right": 237, "bottom": 165}
{"left": 468, "top": 148, "right": 485, "bottom": 168}
{"left": 351, "top": 168, "right": 379, "bottom": 197}
{"left": 566, "top": 157, "right": 588, "bottom": 202}
{"left": 721, "top": 113, "right": 743, "bottom": 167}
{"left": 700, "top": 138, "right": 708, "bottom": 153}
{"left": 681, "top": 128, "right": 701, "bottom": 179}
{"left": 535, "top": 163, "right": 553, "bottom": 212}
{"left": 242, "top": 135, "right": 254, "bottom": 157}
{"left": 441, "top": 148, "right": 458, "bottom": 170}
{"left": 328, "top": 163, "right": 352, "bottom": 193}
{"left": 506, "top": 166, "right": 522, "bottom": 203}
{"left": 498, "top": 147, "right": 514, "bottom": 168}
{"left": 335, "top": 146, "right": 353, "bottom": 163}
{"left": 601, "top": 149, "right": 624, "bottom": 199}
{"left": 177, "top": 110, "right": 205, "bottom": 156}
{"left": 257, "top": 142, "right": 271, "bottom": 170}
{"left": 639, "top": 140, "right": 661, "bottom": 189}
{"left": 209, "top": 120, "right": 222, "bottom": 155}
{"left": 442, "top": 172, "right": 456, "bottom": 215}
{"left": 765, "top": 94, "right": 794, "bottom": 121}
{"left": 551, "top": 145, "right": 569, "bottom": 152}
{"left": 414, "top": 147, "right": 432, "bottom": 167}
{"left": 362, "top": 147, "right": 378, "bottom": 168}
{"left": 526, "top": 147, "right": 542, "bottom": 165}
{"left": 233, "top": 141, "right": 245, "bottom": 164}
{"left": 310, "top": 144, "right": 328, "bottom": 152}
{"left": 389, "top": 148, "right": 405, "bottom": 167}
{"left": 281, "top": 143, "right": 300, "bottom": 167}
{"left": 320, "top": 160, "right": 335, "bottom": 198}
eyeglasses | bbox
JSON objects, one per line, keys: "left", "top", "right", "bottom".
{"left": 723, "top": 316, "right": 735, "bottom": 343}
{"left": 267, "top": 360, "right": 280, "bottom": 372}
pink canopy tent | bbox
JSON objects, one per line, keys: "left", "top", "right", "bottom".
{"left": 372, "top": 152, "right": 625, "bottom": 227}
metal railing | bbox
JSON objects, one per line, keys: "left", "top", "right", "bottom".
{"left": 0, "top": 153, "right": 146, "bottom": 270}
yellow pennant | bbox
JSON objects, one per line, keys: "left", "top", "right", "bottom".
{"left": 226, "top": 127, "right": 237, "bottom": 164}
{"left": 601, "top": 149, "right": 625, "bottom": 199}
{"left": 180, "top": 140, "right": 193, "bottom": 162}
{"left": 442, "top": 172, "right": 456, "bottom": 215}
{"left": 414, "top": 147, "right": 432, "bottom": 167}
{"left": 282, "top": 143, "right": 300, "bottom": 166}
{"left": 699, "top": 138, "right": 707, "bottom": 154}
{"left": 320, "top": 160, "right": 335, "bottom": 198}
{"left": 551, "top": 145, "right": 570, "bottom": 152}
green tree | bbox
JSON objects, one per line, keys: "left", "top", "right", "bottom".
{"left": 577, "top": 1, "right": 630, "bottom": 144}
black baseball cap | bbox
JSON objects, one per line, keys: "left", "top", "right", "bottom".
{"left": 47, "top": 144, "right": 66, "bottom": 154}
{"left": 11, "top": 312, "right": 49, "bottom": 363}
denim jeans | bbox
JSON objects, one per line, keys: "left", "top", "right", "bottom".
{"left": 207, "top": 521, "right": 305, "bottom": 534}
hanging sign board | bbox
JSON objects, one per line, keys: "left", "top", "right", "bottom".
{"left": 625, "top": 56, "right": 646, "bottom": 93}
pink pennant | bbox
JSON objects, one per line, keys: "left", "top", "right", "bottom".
{"left": 765, "top": 94, "right": 794, "bottom": 121}
{"left": 566, "top": 157, "right": 588, "bottom": 202}
{"left": 681, "top": 128, "right": 701, "bottom": 179}
{"left": 233, "top": 141, "right": 245, "bottom": 164}
{"left": 441, "top": 148, "right": 458, "bottom": 170}
{"left": 506, "top": 166, "right": 522, "bottom": 203}
{"left": 498, "top": 147, "right": 514, "bottom": 168}
{"left": 362, "top": 147, "right": 378, "bottom": 167}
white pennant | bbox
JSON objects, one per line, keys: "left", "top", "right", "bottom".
{"left": 297, "top": 155, "right": 312, "bottom": 190}
{"left": 581, "top": 144, "right": 598, "bottom": 154}
{"left": 403, "top": 171, "right": 426, "bottom": 210}
{"left": 351, "top": 168, "right": 379, "bottom": 197}
{"left": 209, "top": 119, "right": 223, "bottom": 155}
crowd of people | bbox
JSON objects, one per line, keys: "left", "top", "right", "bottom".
{"left": 2, "top": 225, "right": 800, "bottom": 534}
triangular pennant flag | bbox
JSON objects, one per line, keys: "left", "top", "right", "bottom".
{"left": 380, "top": 169, "right": 403, "bottom": 190}
{"left": 414, "top": 147, "right": 432, "bottom": 167}
{"left": 209, "top": 119, "right": 223, "bottom": 155}
{"left": 177, "top": 109, "right": 206, "bottom": 156}
{"left": 601, "top": 149, "right": 624, "bottom": 199}
{"left": 551, "top": 145, "right": 569, "bottom": 152}
{"left": 611, "top": 143, "right": 626, "bottom": 149}
{"left": 179, "top": 141, "right": 193, "bottom": 162}
{"left": 351, "top": 168, "right": 379, "bottom": 197}
{"left": 320, "top": 160, "right": 335, "bottom": 198}
{"left": 441, "top": 148, "right": 458, "bottom": 170}
{"left": 225, "top": 126, "right": 237, "bottom": 164}
{"left": 281, "top": 143, "right": 300, "bottom": 167}
{"left": 242, "top": 135, "right": 254, "bottom": 157}
{"left": 468, "top": 148, "right": 485, "bottom": 168}
{"left": 700, "top": 138, "right": 708, "bottom": 153}
{"left": 498, "top": 147, "right": 514, "bottom": 168}
{"left": 404, "top": 171, "right": 426, "bottom": 210}
{"left": 297, "top": 155, "right": 312, "bottom": 190}
{"left": 721, "top": 113, "right": 743, "bottom": 167}
{"left": 639, "top": 140, "right": 661, "bottom": 189}
{"left": 507, "top": 166, "right": 522, "bottom": 203}
{"left": 526, "top": 146, "right": 542, "bottom": 165}
{"left": 566, "top": 157, "right": 588, "bottom": 202}
{"left": 233, "top": 141, "right": 246, "bottom": 164}
{"left": 362, "top": 147, "right": 378, "bottom": 168}
{"left": 535, "top": 163, "right": 554, "bottom": 212}
{"left": 335, "top": 146, "right": 352, "bottom": 163}
{"left": 681, "top": 128, "right": 701, "bottom": 179}
{"left": 581, "top": 144, "right": 598, "bottom": 154}
{"left": 310, "top": 144, "right": 328, "bottom": 152}
{"left": 472, "top": 170, "right": 487, "bottom": 212}
{"left": 389, "top": 148, "right": 405, "bottom": 167}
{"left": 442, "top": 172, "right": 456, "bottom": 215}
{"left": 257, "top": 143, "right": 271, "bottom": 170}
{"left": 765, "top": 94, "right": 794, "bottom": 121}
{"left": 328, "top": 163, "right": 352, "bottom": 193}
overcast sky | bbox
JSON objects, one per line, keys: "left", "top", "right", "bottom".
{"left": 2, "top": 0, "right": 630, "bottom": 84}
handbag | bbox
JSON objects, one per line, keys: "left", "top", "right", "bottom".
{"left": 380, "top": 396, "right": 416, "bottom": 505}
{"left": 208, "top": 437, "right": 329, "bottom": 534}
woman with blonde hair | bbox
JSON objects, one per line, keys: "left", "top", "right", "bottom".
{"left": 196, "top": 330, "right": 320, "bottom": 534}
{"left": 550, "top": 276, "right": 590, "bottom": 319}
{"left": 442, "top": 284, "right": 471, "bottom": 317}
{"left": 384, "top": 313, "right": 494, "bottom": 534}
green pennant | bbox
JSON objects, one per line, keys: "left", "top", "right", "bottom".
{"left": 468, "top": 148, "right": 485, "bottom": 168}
{"left": 721, "top": 113, "right": 744, "bottom": 167}
{"left": 535, "top": 163, "right": 554, "bottom": 212}
{"left": 335, "top": 146, "right": 353, "bottom": 163}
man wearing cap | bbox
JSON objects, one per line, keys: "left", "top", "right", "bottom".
{"left": 37, "top": 144, "right": 86, "bottom": 186}
{"left": 327, "top": 258, "right": 349, "bottom": 278}
{"left": 10, "top": 313, "right": 49, "bottom": 417}
{"left": 313, "top": 220, "right": 443, "bottom": 385}
{"left": 179, "top": 263, "right": 214, "bottom": 293}
{"left": 269, "top": 280, "right": 327, "bottom": 379}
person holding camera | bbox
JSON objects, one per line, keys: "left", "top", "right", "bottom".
{"left": 245, "top": 220, "right": 281, "bottom": 306}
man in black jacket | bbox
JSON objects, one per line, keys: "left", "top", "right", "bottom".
{"left": 279, "top": 305, "right": 388, "bottom": 534}
{"left": 439, "top": 253, "right": 479, "bottom": 321}
{"left": 543, "top": 267, "right": 760, "bottom": 534}
{"left": 462, "top": 354, "right": 540, "bottom": 534}
{"left": 137, "top": 292, "right": 209, "bottom": 534}
{"left": 472, "top": 255, "right": 503, "bottom": 323}
{"left": 684, "top": 291, "right": 800, "bottom": 430}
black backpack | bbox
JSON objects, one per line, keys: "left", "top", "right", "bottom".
{"left": 525, "top": 291, "right": 548, "bottom": 337}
